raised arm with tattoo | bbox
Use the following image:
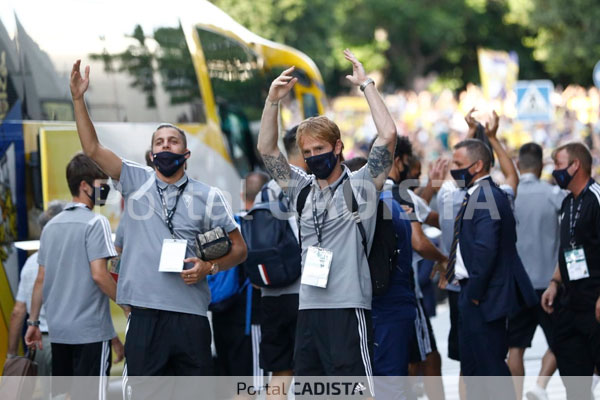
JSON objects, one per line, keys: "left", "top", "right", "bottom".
{"left": 257, "top": 67, "right": 298, "bottom": 188}
{"left": 71, "top": 60, "right": 122, "bottom": 180}
{"left": 344, "top": 49, "right": 396, "bottom": 190}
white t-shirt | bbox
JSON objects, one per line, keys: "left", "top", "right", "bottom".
{"left": 15, "top": 253, "right": 48, "bottom": 332}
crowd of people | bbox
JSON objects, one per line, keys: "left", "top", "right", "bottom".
{"left": 334, "top": 84, "right": 600, "bottom": 186}
{"left": 3, "top": 49, "right": 600, "bottom": 400}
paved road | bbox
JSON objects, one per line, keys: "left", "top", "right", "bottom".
{"left": 431, "top": 300, "right": 599, "bottom": 400}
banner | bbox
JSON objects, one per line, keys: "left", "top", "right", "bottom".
{"left": 478, "top": 48, "right": 519, "bottom": 100}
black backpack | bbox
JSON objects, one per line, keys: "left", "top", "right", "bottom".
{"left": 240, "top": 186, "right": 302, "bottom": 288}
{"left": 296, "top": 178, "right": 399, "bottom": 296}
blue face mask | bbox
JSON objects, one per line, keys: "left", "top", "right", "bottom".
{"left": 305, "top": 150, "right": 338, "bottom": 180}
{"left": 552, "top": 162, "right": 574, "bottom": 189}
{"left": 153, "top": 151, "right": 189, "bottom": 177}
{"left": 450, "top": 162, "right": 477, "bottom": 187}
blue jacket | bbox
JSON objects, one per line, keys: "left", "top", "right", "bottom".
{"left": 459, "top": 177, "right": 538, "bottom": 322}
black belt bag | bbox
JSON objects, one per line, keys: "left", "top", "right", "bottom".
{"left": 195, "top": 227, "right": 232, "bottom": 261}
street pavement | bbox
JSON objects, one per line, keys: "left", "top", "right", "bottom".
{"left": 431, "top": 300, "right": 600, "bottom": 400}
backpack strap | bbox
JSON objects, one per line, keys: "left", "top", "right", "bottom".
{"left": 260, "top": 185, "right": 270, "bottom": 203}
{"left": 295, "top": 184, "right": 312, "bottom": 249}
{"left": 342, "top": 179, "right": 369, "bottom": 260}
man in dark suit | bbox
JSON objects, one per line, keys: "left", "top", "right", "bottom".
{"left": 445, "top": 138, "right": 537, "bottom": 400}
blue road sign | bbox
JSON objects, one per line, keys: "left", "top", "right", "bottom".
{"left": 515, "top": 80, "right": 554, "bottom": 122}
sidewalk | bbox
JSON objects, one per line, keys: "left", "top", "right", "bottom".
{"left": 431, "top": 300, "right": 600, "bottom": 400}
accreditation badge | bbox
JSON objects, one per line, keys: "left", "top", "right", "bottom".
{"left": 564, "top": 247, "right": 590, "bottom": 281}
{"left": 301, "top": 246, "right": 333, "bottom": 288}
{"left": 158, "top": 239, "right": 188, "bottom": 272}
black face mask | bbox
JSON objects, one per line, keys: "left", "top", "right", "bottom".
{"left": 305, "top": 150, "right": 338, "bottom": 180}
{"left": 552, "top": 162, "right": 575, "bottom": 189}
{"left": 450, "top": 162, "right": 477, "bottom": 188}
{"left": 153, "top": 151, "right": 189, "bottom": 177}
{"left": 86, "top": 182, "right": 111, "bottom": 207}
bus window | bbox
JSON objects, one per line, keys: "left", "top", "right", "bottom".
{"left": 302, "top": 93, "right": 319, "bottom": 118}
{"left": 196, "top": 27, "right": 266, "bottom": 173}
{"left": 86, "top": 25, "right": 205, "bottom": 123}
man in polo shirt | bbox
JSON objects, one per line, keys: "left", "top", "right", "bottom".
{"left": 25, "top": 154, "right": 123, "bottom": 400}
{"left": 509, "top": 143, "right": 564, "bottom": 400}
{"left": 541, "top": 142, "right": 600, "bottom": 400}
{"left": 257, "top": 50, "right": 396, "bottom": 396}
{"left": 69, "top": 60, "right": 247, "bottom": 389}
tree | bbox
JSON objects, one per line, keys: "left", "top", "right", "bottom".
{"left": 508, "top": 0, "right": 600, "bottom": 86}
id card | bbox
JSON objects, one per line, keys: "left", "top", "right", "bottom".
{"left": 301, "top": 246, "right": 333, "bottom": 288}
{"left": 564, "top": 247, "right": 590, "bottom": 281}
{"left": 159, "top": 239, "right": 188, "bottom": 272}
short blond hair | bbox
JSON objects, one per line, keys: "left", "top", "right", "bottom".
{"left": 552, "top": 142, "right": 592, "bottom": 175}
{"left": 296, "top": 116, "right": 341, "bottom": 150}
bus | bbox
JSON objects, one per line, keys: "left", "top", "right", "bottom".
{"left": 0, "top": 0, "right": 326, "bottom": 362}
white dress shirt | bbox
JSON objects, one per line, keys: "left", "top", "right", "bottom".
{"left": 454, "top": 175, "right": 490, "bottom": 280}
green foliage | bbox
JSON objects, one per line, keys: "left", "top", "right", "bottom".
{"left": 510, "top": 0, "right": 600, "bottom": 85}
{"left": 93, "top": 0, "right": 596, "bottom": 100}
{"left": 212, "top": 0, "right": 546, "bottom": 91}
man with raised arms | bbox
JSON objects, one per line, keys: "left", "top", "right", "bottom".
{"left": 257, "top": 49, "right": 396, "bottom": 397}
{"left": 69, "top": 60, "right": 247, "bottom": 397}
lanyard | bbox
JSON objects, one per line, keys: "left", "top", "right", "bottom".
{"left": 311, "top": 173, "right": 347, "bottom": 247}
{"left": 568, "top": 183, "right": 589, "bottom": 247}
{"left": 156, "top": 179, "right": 188, "bottom": 238}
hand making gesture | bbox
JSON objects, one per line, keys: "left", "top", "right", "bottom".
{"left": 70, "top": 60, "right": 90, "bottom": 101}
{"left": 344, "top": 49, "right": 368, "bottom": 86}
{"left": 266, "top": 66, "right": 298, "bottom": 104}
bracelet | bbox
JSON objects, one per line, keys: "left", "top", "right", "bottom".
{"left": 550, "top": 278, "right": 561, "bottom": 287}
{"left": 267, "top": 99, "right": 279, "bottom": 107}
{"left": 27, "top": 320, "right": 40, "bottom": 327}
{"left": 359, "top": 78, "right": 375, "bottom": 92}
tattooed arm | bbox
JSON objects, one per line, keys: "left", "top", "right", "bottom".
{"left": 343, "top": 49, "right": 396, "bottom": 190}
{"left": 257, "top": 67, "right": 298, "bottom": 187}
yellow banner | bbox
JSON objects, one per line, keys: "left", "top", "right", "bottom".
{"left": 478, "top": 48, "right": 519, "bottom": 100}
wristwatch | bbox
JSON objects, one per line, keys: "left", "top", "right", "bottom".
{"left": 360, "top": 78, "right": 375, "bottom": 92}
{"left": 27, "top": 320, "right": 40, "bottom": 327}
{"left": 209, "top": 263, "right": 220, "bottom": 275}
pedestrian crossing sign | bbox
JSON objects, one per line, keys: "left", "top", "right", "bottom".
{"left": 515, "top": 80, "right": 554, "bottom": 122}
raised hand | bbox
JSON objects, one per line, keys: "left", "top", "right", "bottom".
{"left": 267, "top": 67, "right": 298, "bottom": 103}
{"left": 429, "top": 158, "right": 449, "bottom": 182}
{"left": 344, "top": 49, "right": 368, "bottom": 86}
{"left": 485, "top": 110, "right": 500, "bottom": 139}
{"left": 70, "top": 60, "right": 90, "bottom": 101}
{"left": 464, "top": 107, "right": 478, "bottom": 138}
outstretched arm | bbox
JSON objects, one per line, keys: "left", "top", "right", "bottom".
{"left": 71, "top": 60, "right": 122, "bottom": 180}
{"left": 344, "top": 49, "right": 396, "bottom": 190}
{"left": 257, "top": 67, "right": 298, "bottom": 189}
{"left": 485, "top": 111, "right": 518, "bottom": 194}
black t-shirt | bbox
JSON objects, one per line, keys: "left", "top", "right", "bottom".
{"left": 558, "top": 179, "right": 600, "bottom": 310}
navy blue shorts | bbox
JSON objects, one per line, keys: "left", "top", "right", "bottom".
{"left": 372, "top": 309, "right": 416, "bottom": 376}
